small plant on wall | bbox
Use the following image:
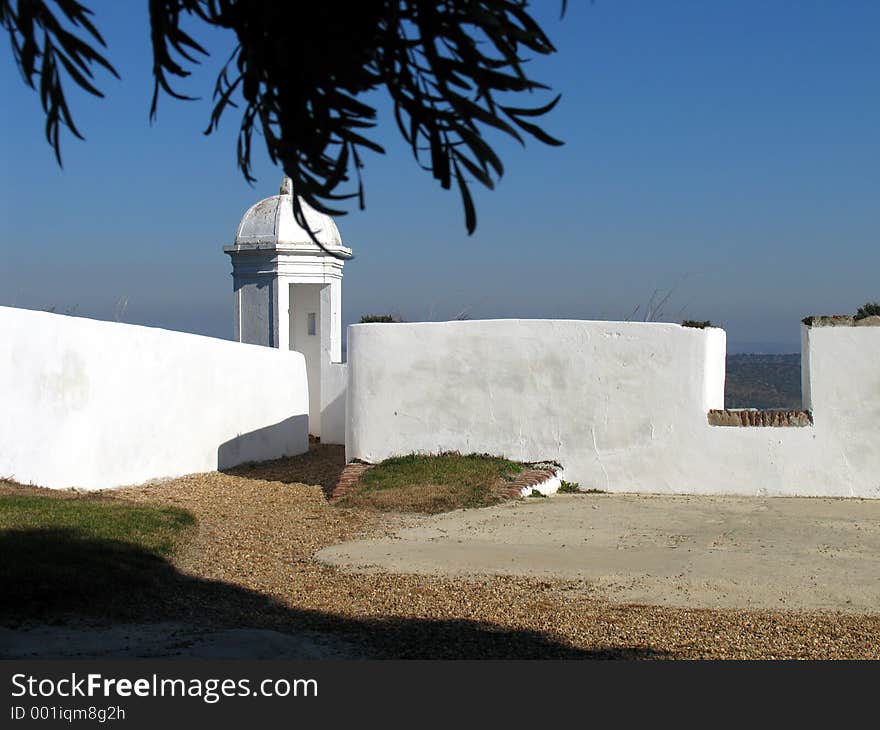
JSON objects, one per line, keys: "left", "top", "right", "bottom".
{"left": 360, "top": 314, "right": 403, "bottom": 323}
{"left": 855, "top": 302, "right": 880, "bottom": 321}
{"left": 682, "top": 320, "right": 713, "bottom": 329}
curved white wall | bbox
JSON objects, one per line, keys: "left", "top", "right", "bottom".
{"left": 0, "top": 306, "right": 310, "bottom": 489}
{"left": 346, "top": 319, "right": 880, "bottom": 498}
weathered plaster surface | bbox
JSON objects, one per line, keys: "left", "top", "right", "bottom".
{"left": 346, "top": 319, "right": 880, "bottom": 498}
{"left": 0, "top": 306, "right": 309, "bottom": 489}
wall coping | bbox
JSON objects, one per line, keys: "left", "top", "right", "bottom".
{"left": 802, "top": 315, "right": 880, "bottom": 327}
{"left": 708, "top": 409, "right": 813, "bottom": 427}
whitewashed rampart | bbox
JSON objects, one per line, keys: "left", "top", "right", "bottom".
{"left": 0, "top": 306, "right": 310, "bottom": 489}
{"left": 346, "top": 319, "right": 880, "bottom": 498}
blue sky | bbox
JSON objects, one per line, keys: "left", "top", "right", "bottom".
{"left": 1, "top": 1, "right": 878, "bottom": 352}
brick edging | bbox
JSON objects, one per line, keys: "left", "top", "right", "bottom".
{"left": 496, "top": 467, "right": 559, "bottom": 498}
{"left": 708, "top": 409, "right": 813, "bottom": 427}
{"left": 328, "top": 461, "right": 373, "bottom": 502}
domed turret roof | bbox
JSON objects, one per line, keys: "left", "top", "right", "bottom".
{"left": 234, "top": 177, "right": 344, "bottom": 248}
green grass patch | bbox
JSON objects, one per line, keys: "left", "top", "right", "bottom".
{"left": 338, "top": 453, "right": 523, "bottom": 514}
{"left": 0, "top": 494, "right": 195, "bottom": 556}
{"left": 557, "top": 480, "right": 580, "bottom": 493}
{"left": 0, "top": 487, "right": 195, "bottom": 620}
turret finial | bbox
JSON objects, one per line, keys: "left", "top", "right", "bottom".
{"left": 280, "top": 176, "right": 293, "bottom": 196}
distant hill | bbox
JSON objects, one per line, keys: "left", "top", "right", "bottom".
{"left": 725, "top": 354, "right": 802, "bottom": 410}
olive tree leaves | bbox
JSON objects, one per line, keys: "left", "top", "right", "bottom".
{"left": 378, "top": 2, "right": 565, "bottom": 234}
{"left": 4, "top": 1, "right": 564, "bottom": 244}
{"left": 1, "top": 0, "right": 118, "bottom": 164}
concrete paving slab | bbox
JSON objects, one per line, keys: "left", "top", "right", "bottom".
{"left": 317, "top": 493, "right": 880, "bottom": 613}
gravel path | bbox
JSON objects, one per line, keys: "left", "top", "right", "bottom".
{"left": 10, "top": 444, "right": 880, "bottom": 659}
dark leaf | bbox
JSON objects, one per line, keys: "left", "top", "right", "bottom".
{"left": 5, "top": 0, "right": 565, "bottom": 236}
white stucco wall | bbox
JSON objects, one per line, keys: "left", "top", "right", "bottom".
{"left": 290, "top": 282, "right": 323, "bottom": 435}
{"left": 321, "top": 362, "right": 348, "bottom": 445}
{"left": 0, "top": 306, "right": 310, "bottom": 490}
{"left": 346, "top": 319, "right": 880, "bottom": 498}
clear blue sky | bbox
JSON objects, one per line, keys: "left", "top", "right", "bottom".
{"left": 1, "top": 1, "right": 878, "bottom": 352}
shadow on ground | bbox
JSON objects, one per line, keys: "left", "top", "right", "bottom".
{"left": 221, "top": 440, "right": 346, "bottom": 500}
{"left": 0, "top": 528, "right": 668, "bottom": 660}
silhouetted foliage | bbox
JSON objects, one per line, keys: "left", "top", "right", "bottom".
{"left": 0, "top": 0, "right": 118, "bottom": 164}
{"left": 360, "top": 314, "right": 400, "bottom": 323}
{"left": 2, "top": 1, "right": 565, "bottom": 251}
{"left": 855, "top": 301, "right": 880, "bottom": 320}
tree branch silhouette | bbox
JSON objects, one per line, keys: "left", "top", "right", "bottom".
{"left": 3, "top": 1, "right": 565, "bottom": 250}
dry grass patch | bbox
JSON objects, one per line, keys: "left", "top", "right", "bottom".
{"left": 336, "top": 453, "right": 523, "bottom": 513}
